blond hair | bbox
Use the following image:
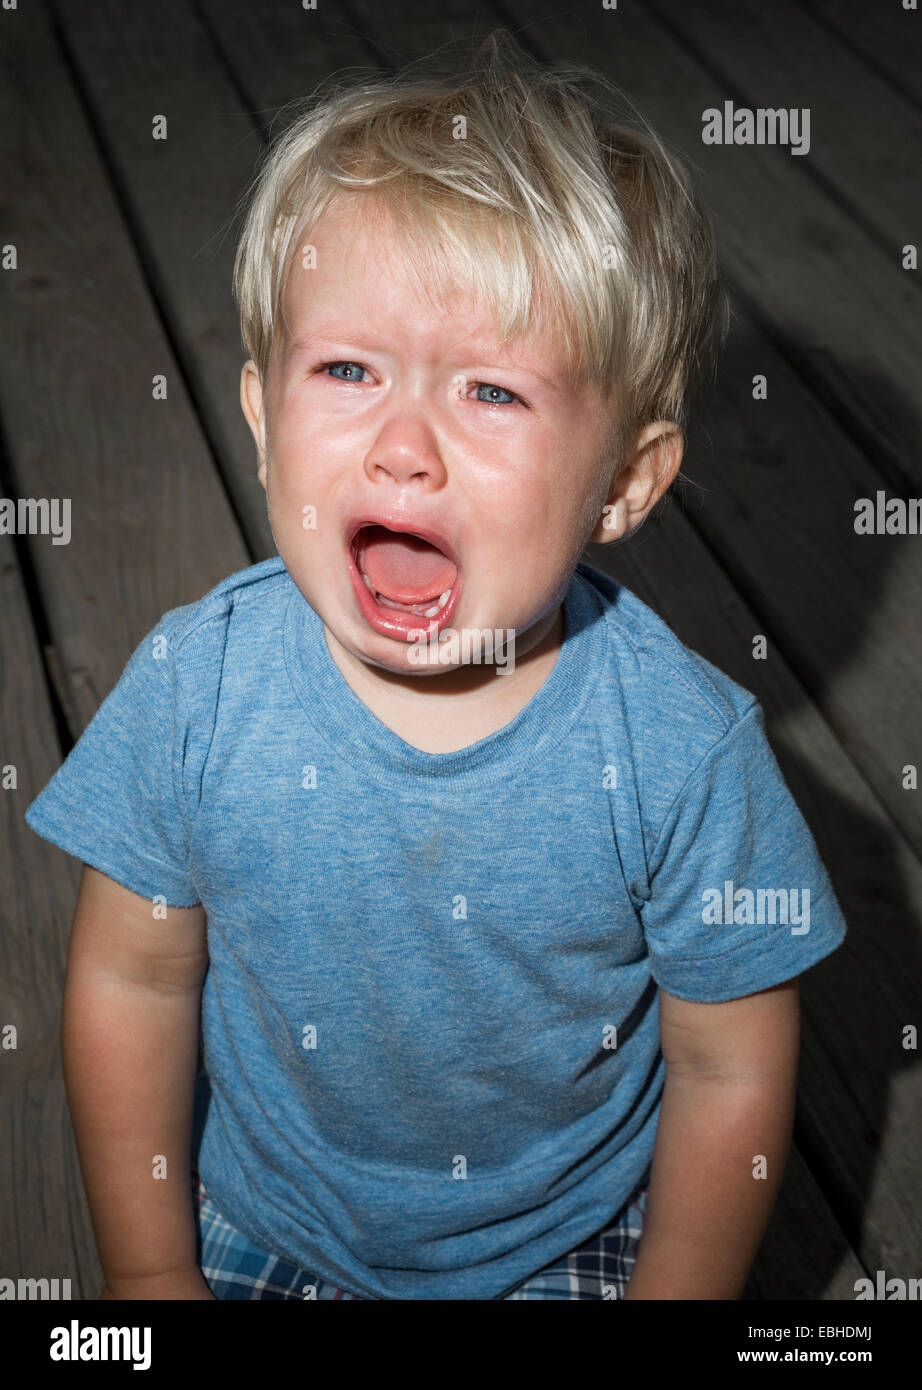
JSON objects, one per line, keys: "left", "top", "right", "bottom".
{"left": 233, "top": 29, "right": 727, "bottom": 479}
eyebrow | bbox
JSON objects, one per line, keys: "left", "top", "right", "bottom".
{"left": 289, "top": 329, "right": 372, "bottom": 353}
{"left": 288, "top": 328, "right": 566, "bottom": 393}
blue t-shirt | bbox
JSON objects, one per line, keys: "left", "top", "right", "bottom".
{"left": 25, "top": 556, "right": 847, "bottom": 1299}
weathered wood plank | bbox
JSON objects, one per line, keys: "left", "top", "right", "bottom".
{"left": 806, "top": 0, "right": 922, "bottom": 112}
{"left": 0, "top": 0, "right": 249, "bottom": 1284}
{"left": 47, "top": 0, "right": 278, "bottom": 561}
{"left": 743, "top": 1144, "right": 868, "bottom": 1301}
{"left": 0, "top": 530, "right": 100, "bottom": 1296}
{"left": 0, "top": 0, "right": 248, "bottom": 734}
{"left": 646, "top": 0, "right": 922, "bottom": 259}
{"left": 679, "top": 320, "right": 922, "bottom": 853}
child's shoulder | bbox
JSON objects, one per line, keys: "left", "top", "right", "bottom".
{"left": 154, "top": 556, "right": 290, "bottom": 656}
{"left": 577, "top": 561, "right": 757, "bottom": 723}
{"left": 574, "top": 560, "right": 762, "bottom": 804}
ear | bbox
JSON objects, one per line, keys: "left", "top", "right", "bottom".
{"left": 588, "top": 422, "right": 684, "bottom": 544}
{"left": 240, "top": 359, "right": 268, "bottom": 491}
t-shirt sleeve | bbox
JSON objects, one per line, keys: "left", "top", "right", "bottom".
{"left": 24, "top": 615, "right": 200, "bottom": 907}
{"left": 640, "top": 700, "right": 847, "bottom": 1002}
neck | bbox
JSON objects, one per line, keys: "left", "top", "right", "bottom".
{"left": 324, "top": 602, "right": 566, "bottom": 712}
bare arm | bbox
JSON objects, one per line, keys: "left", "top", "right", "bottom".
{"left": 623, "top": 977, "right": 799, "bottom": 1300}
{"left": 61, "top": 864, "right": 214, "bottom": 1298}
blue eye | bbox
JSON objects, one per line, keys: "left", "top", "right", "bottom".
{"left": 473, "top": 382, "right": 519, "bottom": 406}
{"left": 326, "top": 361, "right": 367, "bottom": 382}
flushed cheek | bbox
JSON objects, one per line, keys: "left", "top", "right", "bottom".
{"left": 264, "top": 469, "right": 303, "bottom": 528}
{"left": 487, "top": 497, "right": 569, "bottom": 570}
{"left": 495, "top": 524, "right": 574, "bottom": 609}
{"left": 266, "top": 435, "right": 330, "bottom": 501}
{"left": 264, "top": 478, "right": 323, "bottom": 560}
{"left": 477, "top": 554, "right": 554, "bottom": 620}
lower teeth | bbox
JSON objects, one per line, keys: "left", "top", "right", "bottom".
{"left": 361, "top": 573, "right": 451, "bottom": 616}
{"left": 423, "top": 590, "right": 451, "bottom": 616}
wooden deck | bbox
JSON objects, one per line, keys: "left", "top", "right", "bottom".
{"left": 2, "top": 0, "right": 920, "bottom": 1300}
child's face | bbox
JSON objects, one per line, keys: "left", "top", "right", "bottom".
{"left": 241, "top": 196, "right": 619, "bottom": 681}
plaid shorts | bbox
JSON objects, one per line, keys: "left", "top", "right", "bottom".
{"left": 191, "top": 1166, "right": 650, "bottom": 1300}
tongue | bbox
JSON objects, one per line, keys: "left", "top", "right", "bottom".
{"left": 355, "top": 525, "right": 457, "bottom": 604}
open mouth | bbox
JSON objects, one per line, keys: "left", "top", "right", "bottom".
{"left": 347, "top": 523, "right": 461, "bottom": 639}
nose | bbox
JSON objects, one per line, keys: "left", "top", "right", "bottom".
{"left": 363, "top": 413, "right": 448, "bottom": 489}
